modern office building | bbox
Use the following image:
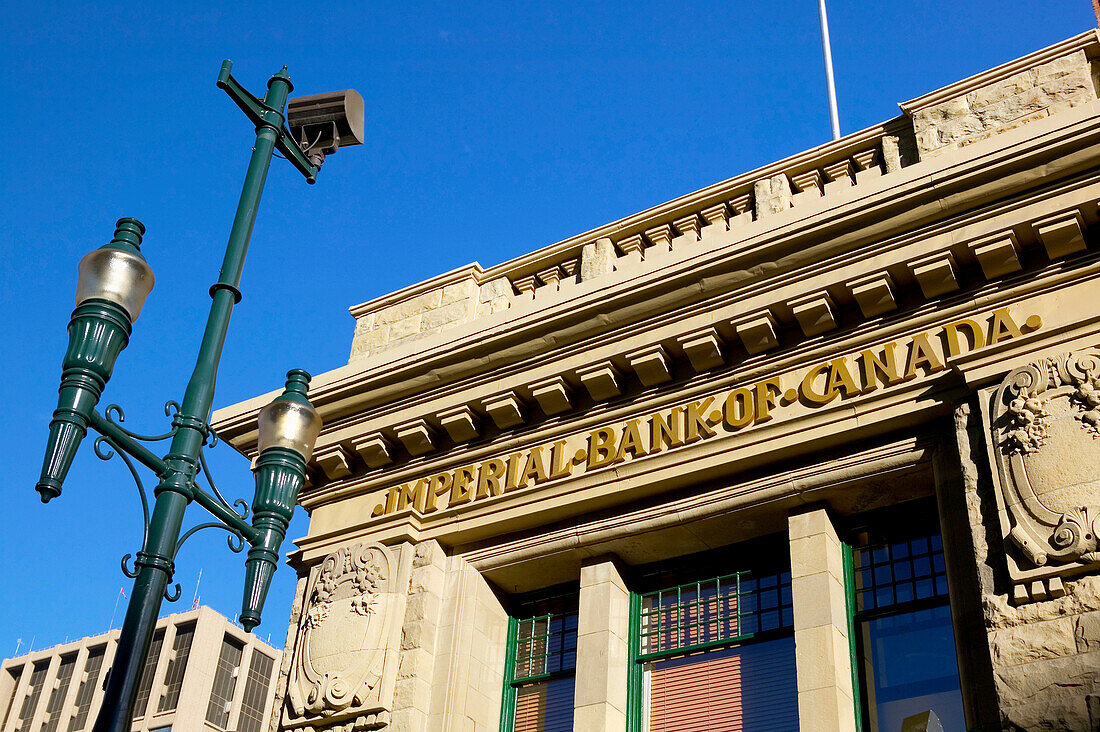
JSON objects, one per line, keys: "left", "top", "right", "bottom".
{"left": 214, "top": 30, "right": 1100, "bottom": 732}
{"left": 0, "top": 606, "right": 281, "bottom": 732}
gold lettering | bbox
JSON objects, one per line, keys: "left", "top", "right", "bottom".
{"left": 380, "top": 486, "right": 399, "bottom": 515}
{"left": 588, "top": 427, "right": 618, "bottom": 469}
{"left": 943, "top": 318, "right": 986, "bottom": 357}
{"left": 549, "top": 441, "right": 574, "bottom": 480}
{"left": 422, "top": 473, "right": 452, "bottom": 511}
{"left": 615, "top": 420, "right": 647, "bottom": 462}
{"left": 650, "top": 408, "right": 684, "bottom": 453}
{"left": 476, "top": 458, "right": 506, "bottom": 499}
{"left": 724, "top": 388, "right": 754, "bottom": 429}
{"left": 520, "top": 447, "right": 549, "bottom": 487}
{"left": 904, "top": 333, "right": 945, "bottom": 378}
{"left": 449, "top": 466, "right": 476, "bottom": 506}
{"left": 754, "top": 378, "right": 783, "bottom": 423}
{"left": 988, "top": 307, "right": 1024, "bottom": 345}
{"left": 400, "top": 478, "right": 430, "bottom": 513}
{"left": 685, "top": 397, "right": 717, "bottom": 441}
{"left": 505, "top": 452, "right": 524, "bottom": 491}
{"left": 857, "top": 342, "right": 903, "bottom": 393}
{"left": 800, "top": 362, "right": 834, "bottom": 405}
{"left": 824, "top": 357, "right": 861, "bottom": 400}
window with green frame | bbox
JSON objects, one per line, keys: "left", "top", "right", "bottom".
{"left": 629, "top": 539, "right": 799, "bottom": 732}
{"left": 845, "top": 500, "right": 965, "bottom": 732}
{"left": 500, "top": 584, "right": 578, "bottom": 732}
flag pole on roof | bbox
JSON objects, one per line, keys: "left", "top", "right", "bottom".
{"left": 817, "top": 0, "right": 842, "bottom": 140}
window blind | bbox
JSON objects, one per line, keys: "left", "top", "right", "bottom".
{"left": 648, "top": 637, "right": 797, "bottom": 732}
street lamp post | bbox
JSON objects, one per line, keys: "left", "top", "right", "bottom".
{"left": 35, "top": 62, "right": 361, "bottom": 731}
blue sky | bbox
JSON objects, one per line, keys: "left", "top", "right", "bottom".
{"left": 0, "top": 1, "right": 1091, "bottom": 655}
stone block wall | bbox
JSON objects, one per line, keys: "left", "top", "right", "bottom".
{"left": 426, "top": 554, "right": 508, "bottom": 731}
{"left": 390, "top": 541, "right": 448, "bottom": 732}
{"left": 350, "top": 273, "right": 513, "bottom": 362}
{"left": 910, "top": 49, "right": 1098, "bottom": 159}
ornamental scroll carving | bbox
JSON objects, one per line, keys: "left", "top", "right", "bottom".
{"left": 984, "top": 349, "right": 1100, "bottom": 601}
{"left": 284, "top": 542, "right": 408, "bottom": 730}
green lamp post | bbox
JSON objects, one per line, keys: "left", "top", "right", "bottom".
{"left": 35, "top": 62, "right": 361, "bottom": 731}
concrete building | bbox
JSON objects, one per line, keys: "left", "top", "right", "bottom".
{"left": 214, "top": 30, "right": 1100, "bottom": 732}
{"left": 0, "top": 607, "right": 281, "bottom": 732}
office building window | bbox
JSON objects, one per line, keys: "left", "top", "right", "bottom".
{"left": 501, "top": 585, "right": 578, "bottom": 732}
{"left": 237, "top": 651, "right": 274, "bottom": 732}
{"left": 633, "top": 541, "right": 798, "bottom": 732}
{"left": 157, "top": 624, "right": 194, "bottom": 712}
{"left": 205, "top": 636, "right": 244, "bottom": 728}
{"left": 847, "top": 501, "right": 964, "bottom": 732}
{"left": 13, "top": 660, "right": 49, "bottom": 732}
{"left": 41, "top": 653, "right": 77, "bottom": 732}
{"left": 67, "top": 647, "right": 104, "bottom": 731}
{"left": 132, "top": 629, "right": 165, "bottom": 718}
{"left": 2, "top": 665, "right": 22, "bottom": 730}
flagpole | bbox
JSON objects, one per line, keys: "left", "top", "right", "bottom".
{"left": 109, "top": 588, "right": 124, "bottom": 630}
{"left": 818, "top": 0, "right": 841, "bottom": 140}
{"left": 191, "top": 568, "right": 202, "bottom": 610}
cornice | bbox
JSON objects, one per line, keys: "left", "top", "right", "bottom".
{"left": 213, "top": 102, "right": 1100, "bottom": 459}
{"left": 900, "top": 29, "right": 1100, "bottom": 113}
{"left": 297, "top": 254, "right": 1100, "bottom": 513}
{"left": 348, "top": 263, "right": 486, "bottom": 319}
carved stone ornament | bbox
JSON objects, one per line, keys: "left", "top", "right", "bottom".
{"left": 983, "top": 348, "right": 1100, "bottom": 601}
{"left": 284, "top": 542, "right": 408, "bottom": 730}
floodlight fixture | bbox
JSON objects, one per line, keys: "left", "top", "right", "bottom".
{"left": 288, "top": 89, "right": 365, "bottom": 167}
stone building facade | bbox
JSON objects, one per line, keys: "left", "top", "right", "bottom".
{"left": 0, "top": 606, "right": 281, "bottom": 732}
{"left": 214, "top": 31, "right": 1100, "bottom": 732}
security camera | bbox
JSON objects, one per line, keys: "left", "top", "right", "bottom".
{"left": 287, "top": 90, "right": 365, "bottom": 167}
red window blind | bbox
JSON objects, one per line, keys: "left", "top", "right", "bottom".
{"left": 648, "top": 637, "right": 797, "bottom": 732}
{"left": 513, "top": 677, "right": 575, "bottom": 732}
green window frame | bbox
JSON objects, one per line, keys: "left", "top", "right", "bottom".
{"left": 842, "top": 500, "right": 963, "bottom": 732}
{"left": 627, "top": 540, "right": 797, "bottom": 732}
{"left": 499, "top": 584, "right": 578, "bottom": 732}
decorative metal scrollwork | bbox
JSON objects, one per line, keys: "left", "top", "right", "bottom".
{"left": 94, "top": 434, "right": 150, "bottom": 552}
{"left": 90, "top": 401, "right": 250, "bottom": 604}
{"left": 104, "top": 404, "right": 177, "bottom": 442}
{"left": 173, "top": 521, "right": 245, "bottom": 560}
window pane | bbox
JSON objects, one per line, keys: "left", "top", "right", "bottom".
{"left": 41, "top": 654, "right": 77, "bottom": 732}
{"left": 67, "top": 647, "right": 105, "bottom": 731}
{"left": 237, "top": 652, "right": 275, "bottom": 732}
{"left": 509, "top": 587, "right": 579, "bottom": 732}
{"left": 1, "top": 666, "right": 21, "bottom": 730}
{"left": 512, "top": 593, "right": 578, "bottom": 683}
{"left": 640, "top": 569, "right": 793, "bottom": 655}
{"left": 13, "top": 660, "right": 49, "bottom": 732}
{"left": 133, "top": 629, "right": 165, "bottom": 717}
{"left": 647, "top": 636, "right": 798, "bottom": 732}
{"left": 514, "top": 677, "right": 574, "bottom": 732}
{"left": 859, "top": 604, "right": 964, "bottom": 732}
{"left": 157, "top": 624, "right": 194, "bottom": 712}
{"left": 852, "top": 530, "right": 948, "bottom": 613}
{"left": 205, "top": 637, "right": 244, "bottom": 728}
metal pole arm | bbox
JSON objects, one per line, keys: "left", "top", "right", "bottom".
{"left": 189, "top": 484, "right": 260, "bottom": 544}
{"left": 217, "top": 60, "right": 320, "bottom": 183}
{"left": 87, "top": 410, "right": 168, "bottom": 476}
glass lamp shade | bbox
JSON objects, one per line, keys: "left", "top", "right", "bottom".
{"left": 256, "top": 399, "right": 322, "bottom": 463}
{"left": 75, "top": 248, "right": 155, "bottom": 322}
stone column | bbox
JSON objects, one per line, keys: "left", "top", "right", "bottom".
{"left": 427, "top": 554, "right": 508, "bottom": 731}
{"left": 573, "top": 555, "right": 629, "bottom": 732}
{"left": 391, "top": 541, "right": 447, "bottom": 732}
{"left": 789, "top": 505, "right": 857, "bottom": 732}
